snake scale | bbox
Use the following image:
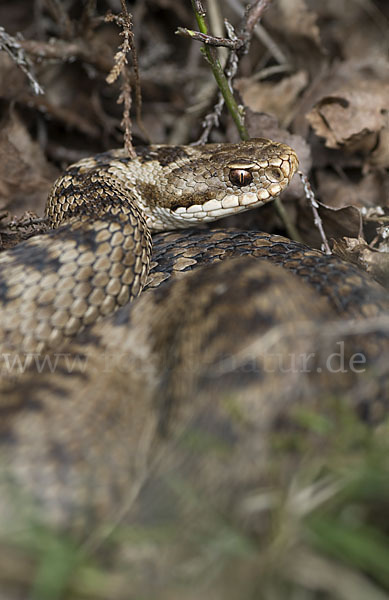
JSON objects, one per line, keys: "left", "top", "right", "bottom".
{"left": 0, "top": 138, "right": 388, "bottom": 539}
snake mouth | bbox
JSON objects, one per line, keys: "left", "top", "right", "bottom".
{"left": 148, "top": 162, "right": 297, "bottom": 231}
{"left": 145, "top": 140, "right": 300, "bottom": 232}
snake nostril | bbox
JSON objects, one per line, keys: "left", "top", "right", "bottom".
{"left": 267, "top": 167, "right": 283, "bottom": 182}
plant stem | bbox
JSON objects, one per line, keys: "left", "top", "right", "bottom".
{"left": 191, "top": 0, "right": 249, "bottom": 140}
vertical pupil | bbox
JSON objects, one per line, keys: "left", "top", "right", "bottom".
{"left": 229, "top": 168, "right": 252, "bottom": 186}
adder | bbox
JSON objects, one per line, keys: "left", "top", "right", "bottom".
{"left": 0, "top": 138, "right": 388, "bottom": 535}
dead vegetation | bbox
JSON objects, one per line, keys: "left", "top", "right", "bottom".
{"left": 0, "top": 0, "right": 388, "bottom": 285}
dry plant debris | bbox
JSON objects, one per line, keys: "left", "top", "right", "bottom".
{"left": 0, "top": 0, "right": 386, "bottom": 283}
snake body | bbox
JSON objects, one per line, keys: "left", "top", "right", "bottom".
{"left": 0, "top": 139, "right": 388, "bottom": 538}
{"left": 0, "top": 139, "right": 297, "bottom": 354}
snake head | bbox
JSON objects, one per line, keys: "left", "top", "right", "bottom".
{"left": 143, "top": 138, "right": 299, "bottom": 232}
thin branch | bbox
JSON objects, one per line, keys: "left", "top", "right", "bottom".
{"left": 19, "top": 38, "right": 112, "bottom": 72}
{"left": 193, "top": 18, "right": 241, "bottom": 145}
{"left": 43, "top": 0, "right": 75, "bottom": 39}
{"left": 188, "top": 0, "right": 249, "bottom": 141}
{"left": 241, "top": 0, "right": 273, "bottom": 42}
{"left": 299, "top": 171, "right": 332, "bottom": 255}
{"left": 176, "top": 27, "right": 244, "bottom": 49}
{"left": 182, "top": 0, "right": 276, "bottom": 143}
{"left": 0, "top": 27, "right": 44, "bottom": 95}
{"left": 194, "top": 88, "right": 225, "bottom": 145}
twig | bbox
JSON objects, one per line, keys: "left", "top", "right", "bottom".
{"left": 299, "top": 171, "right": 332, "bottom": 255}
{"left": 44, "top": 0, "right": 75, "bottom": 39}
{"left": 0, "top": 27, "right": 44, "bottom": 95}
{"left": 105, "top": 1, "right": 148, "bottom": 156}
{"left": 183, "top": 0, "right": 249, "bottom": 141}
{"left": 193, "top": 18, "right": 241, "bottom": 145}
{"left": 181, "top": 0, "right": 276, "bottom": 143}
{"left": 183, "top": 1, "right": 302, "bottom": 246}
{"left": 194, "top": 91, "right": 225, "bottom": 145}
{"left": 239, "top": 0, "right": 273, "bottom": 43}
{"left": 176, "top": 27, "right": 244, "bottom": 49}
{"left": 224, "top": 19, "right": 240, "bottom": 81}
{"left": 227, "top": 0, "right": 288, "bottom": 64}
{"left": 19, "top": 38, "right": 112, "bottom": 72}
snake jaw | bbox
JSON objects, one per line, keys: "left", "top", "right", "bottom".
{"left": 145, "top": 141, "right": 299, "bottom": 232}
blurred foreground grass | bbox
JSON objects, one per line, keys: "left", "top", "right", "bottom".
{"left": 1, "top": 403, "right": 388, "bottom": 600}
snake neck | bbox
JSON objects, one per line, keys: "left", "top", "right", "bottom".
{"left": 0, "top": 169, "right": 152, "bottom": 356}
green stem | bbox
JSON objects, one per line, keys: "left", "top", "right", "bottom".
{"left": 190, "top": 2, "right": 301, "bottom": 242}
{"left": 191, "top": 0, "right": 249, "bottom": 141}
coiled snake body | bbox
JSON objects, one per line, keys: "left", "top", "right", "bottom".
{"left": 0, "top": 139, "right": 388, "bottom": 536}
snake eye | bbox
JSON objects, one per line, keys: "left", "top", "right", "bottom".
{"left": 229, "top": 169, "right": 253, "bottom": 187}
{"left": 267, "top": 167, "right": 283, "bottom": 182}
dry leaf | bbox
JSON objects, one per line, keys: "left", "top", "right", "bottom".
{"left": 333, "top": 237, "right": 389, "bottom": 289}
{"left": 315, "top": 170, "right": 388, "bottom": 210}
{"left": 306, "top": 79, "right": 389, "bottom": 150}
{"left": 299, "top": 168, "right": 387, "bottom": 248}
{"left": 367, "top": 123, "right": 389, "bottom": 169}
{"left": 297, "top": 202, "right": 362, "bottom": 249}
{"left": 235, "top": 71, "right": 308, "bottom": 126}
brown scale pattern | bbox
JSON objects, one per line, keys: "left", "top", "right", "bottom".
{"left": 0, "top": 172, "right": 151, "bottom": 353}
{"left": 150, "top": 228, "right": 389, "bottom": 317}
{"left": 0, "top": 140, "right": 388, "bottom": 541}
{"left": 0, "top": 139, "right": 297, "bottom": 355}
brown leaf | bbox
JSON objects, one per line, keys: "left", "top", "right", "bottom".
{"left": 368, "top": 123, "right": 389, "bottom": 169}
{"left": 306, "top": 79, "right": 389, "bottom": 150}
{"left": 297, "top": 202, "right": 362, "bottom": 248}
{"left": 235, "top": 71, "right": 308, "bottom": 127}
{"left": 315, "top": 169, "right": 388, "bottom": 211}
{"left": 332, "top": 237, "right": 389, "bottom": 289}
{"left": 299, "top": 167, "right": 387, "bottom": 248}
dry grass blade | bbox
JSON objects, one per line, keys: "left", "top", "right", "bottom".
{"left": 105, "top": 0, "right": 148, "bottom": 156}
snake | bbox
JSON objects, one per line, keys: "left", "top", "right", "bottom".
{"left": 0, "top": 138, "right": 388, "bottom": 541}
